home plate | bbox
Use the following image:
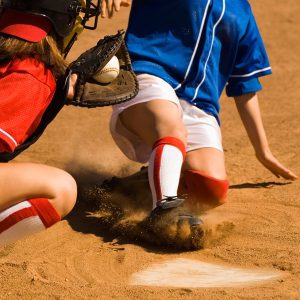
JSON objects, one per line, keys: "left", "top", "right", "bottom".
{"left": 129, "top": 258, "right": 282, "bottom": 288}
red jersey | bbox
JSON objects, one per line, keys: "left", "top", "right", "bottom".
{"left": 0, "top": 58, "right": 56, "bottom": 152}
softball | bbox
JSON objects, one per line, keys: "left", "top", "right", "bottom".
{"left": 93, "top": 55, "right": 120, "bottom": 84}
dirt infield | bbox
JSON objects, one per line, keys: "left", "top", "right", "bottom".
{"left": 1, "top": 1, "right": 300, "bottom": 299}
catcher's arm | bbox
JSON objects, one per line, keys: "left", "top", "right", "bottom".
{"left": 66, "top": 30, "right": 138, "bottom": 108}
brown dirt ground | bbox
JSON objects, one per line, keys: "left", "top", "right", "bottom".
{"left": 1, "top": 1, "right": 300, "bottom": 299}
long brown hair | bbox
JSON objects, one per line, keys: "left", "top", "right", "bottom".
{"left": 0, "top": 33, "right": 67, "bottom": 79}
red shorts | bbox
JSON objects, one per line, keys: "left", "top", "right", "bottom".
{"left": 0, "top": 58, "right": 56, "bottom": 152}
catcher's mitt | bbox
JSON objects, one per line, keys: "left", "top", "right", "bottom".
{"left": 67, "top": 30, "right": 138, "bottom": 107}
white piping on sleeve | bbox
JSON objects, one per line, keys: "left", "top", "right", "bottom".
{"left": 0, "top": 128, "right": 18, "bottom": 147}
{"left": 174, "top": 0, "right": 211, "bottom": 91}
{"left": 192, "top": 0, "right": 226, "bottom": 101}
{"left": 230, "top": 67, "right": 272, "bottom": 78}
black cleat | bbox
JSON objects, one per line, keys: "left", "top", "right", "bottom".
{"left": 151, "top": 196, "right": 202, "bottom": 226}
{"left": 156, "top": 196, "right": 185, "bottom": 209}
{"left": 176, "top": 213, "right": 204, "bottom": 226}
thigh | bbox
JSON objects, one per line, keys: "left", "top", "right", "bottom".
{"left": 182, "top": 147, "right": 227, "bottom": 180}
{"left": 120, "top": 99, "right": 186, "bottom": 146}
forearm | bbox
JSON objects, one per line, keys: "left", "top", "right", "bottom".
{"left": 234, "top": 92, "right": 297, "bottom": 180}
{"left": 234, "top": 92, "right": 270, "bottom": 158}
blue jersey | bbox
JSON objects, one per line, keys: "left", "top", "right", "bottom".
{"left": 125, "top": 0, "right": 272, "bottom": 123}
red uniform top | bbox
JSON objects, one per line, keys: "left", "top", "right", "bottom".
{"left": 0, "top": 58, "right": 56, "bottom": 152}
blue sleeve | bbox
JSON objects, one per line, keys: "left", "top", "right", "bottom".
{"left": 226, "top": 77, "right": 262, "bottom": 97}
{"left": 226, "top": 7, "right": 271, "bottom": 97}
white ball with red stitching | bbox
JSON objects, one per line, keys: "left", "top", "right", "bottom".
{"left": 93, "top": 55, "right": 120, "bottom": 84}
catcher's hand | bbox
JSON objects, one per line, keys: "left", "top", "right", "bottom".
{"left": 101, "top": 0, "right": 131, "bottom": 18}
{"left": 67, "top": 30, "right": 138, "bottom": 108}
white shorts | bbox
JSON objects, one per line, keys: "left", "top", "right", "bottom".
{"left": 110, "top": 74, "right": 223, "bottom": 163}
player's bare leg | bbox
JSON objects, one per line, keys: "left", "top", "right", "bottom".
{"left": 183, "top": 148, "right": 227, "bottom": 179}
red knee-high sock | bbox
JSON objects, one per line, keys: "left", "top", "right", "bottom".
{"left": 0, "top": 198, "right": 61, "bottom": 246}
{"left": 148, "top": 136, "right": 186, "bottom": 209}
{"left": 179, "top": 170, "right": 229, "bottom": 210}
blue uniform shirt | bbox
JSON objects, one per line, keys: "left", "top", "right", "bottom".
{"left": 125, "top": 0, "right": 272, "bottom": 124}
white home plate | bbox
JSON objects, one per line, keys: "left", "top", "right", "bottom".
{"left": 129, "top": 258, "right": 281, "bottom": 288}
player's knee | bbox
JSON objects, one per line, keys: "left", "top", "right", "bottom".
{"left": 179, "top": 170, "right": 229, "bottom": 211}
{"left": 156, "top": 117, "right": 187, "bottom": 145}
{"left": 169, "top": 125, "right": 187, "bottom": 145}
{"left": 50, "top": 171, "right": 77, "bottom": 217}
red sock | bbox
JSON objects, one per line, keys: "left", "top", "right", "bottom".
{"left": 0, "top": 198, "right": 61, "bottom": 246}
{"left": 179, "top": 170, "right": 229, "bottom": 211}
